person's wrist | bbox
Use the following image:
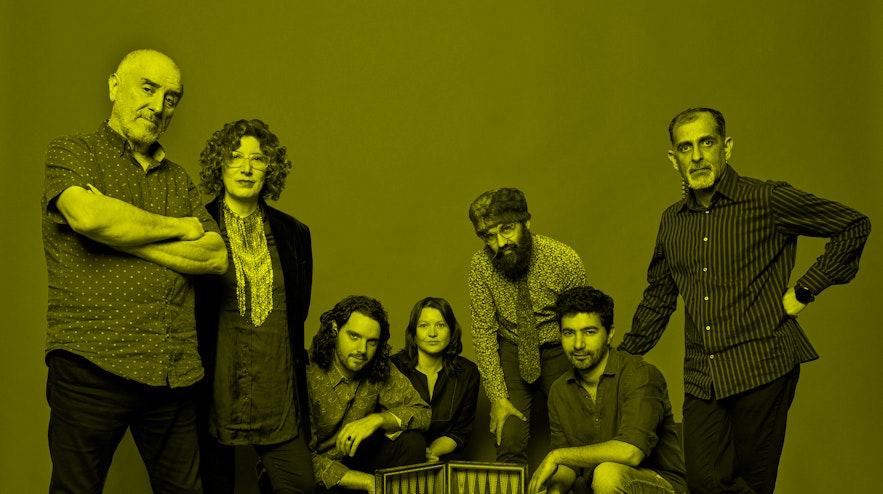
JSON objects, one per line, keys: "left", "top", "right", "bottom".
{"left": 547, "top": 449, "right": 562, "bottom": 466}
{"left": 795, "top": 285, "right": 815, "bottom": 304}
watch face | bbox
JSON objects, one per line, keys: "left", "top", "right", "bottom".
{"left": 796, "top": 287, "right": 813, "bottom": 304}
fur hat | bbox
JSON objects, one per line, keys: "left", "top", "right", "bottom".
{"left": 468, "top": 187, "right": 531, "bottom": 234}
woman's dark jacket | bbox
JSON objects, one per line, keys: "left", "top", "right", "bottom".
{"left": 195, "top": 197, "right": 313, "bottom": 439}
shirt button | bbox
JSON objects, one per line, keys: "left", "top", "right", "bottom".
{"left": 705, "top": 210, "right": 710, "bottom": 214}
{"left": 705, "top": 326, "right": 711, "bottom": 331}
{"left": 703, "top": 267, "right": 708, "bottom": 272}
{"left": 704, "top": 296, "right": 709, "bottom": 301}
{"left": 709, "top": 355, "right": 715, "bottom": 360}
{"left": 703, "top": 237, "right": 709, "bottom": 242}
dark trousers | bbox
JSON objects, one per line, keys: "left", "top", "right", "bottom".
{"left": 200, "top": 431, "right": 316, "bottom": 494}
{"left": 683, "top": 365, "right": 800, "bottom": 494}
{"left": 46, "top": 351, "right": 201, "bottom": 494}
{"left": 497, "top": 338, "right": 571, "bottom": 464}
{"left": 317, "top": 430, "right": 426, "bottom": 494}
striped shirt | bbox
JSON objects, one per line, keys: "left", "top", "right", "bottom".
{"left": 469, "top": 234, "right": 587, "bottom": 401}
{"left": 621, "top": 165, "right": 870, "bottom": 399}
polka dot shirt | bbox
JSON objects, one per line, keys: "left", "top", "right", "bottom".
{"left": 41, "top": 122, "right": 220, "bottom": 388}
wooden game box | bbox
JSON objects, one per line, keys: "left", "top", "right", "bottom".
{"left": 375, "top": 460, "right": 528, "bottom": 494}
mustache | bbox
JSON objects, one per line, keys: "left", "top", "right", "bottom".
{"left": 491, "top": 244, "right": 517, "bottom": 260}
{"left": 138, "top": 112, "right": 160, "bottom": 125}
{"left": 688, "top": 161, "right": 712, "bottom": 172}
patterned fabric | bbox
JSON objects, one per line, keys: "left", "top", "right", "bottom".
{"left": 306, "top": 362, "right": 431, "bottom": 488}
{"left": 622, "top": 165, "right": 870, "bottom": 399}
{"left": 223, "top": 202, "right": 273, "bottom": 327}
{"left": 548, "top": 349, "right": 687, "bottom": 493}
{"left": 196, "top": 198, "right": 314, "bottom": 450}
{"left": 469, "top": 234, "right": 587, "bottom": 401}
{"left": 515, "top": 278, "right": 540, "bottom": 383}
{"left": 42, "top": 122, "right": 219, "bottom": 387}
{"left": 208, "top": 216, "right": 298, "bottom": 446}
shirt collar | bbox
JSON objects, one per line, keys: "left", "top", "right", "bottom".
{"left": 327, "top": 361, "right": 356, "bottom": 389}
{"left": 98, "top": 121, "right": 167, "bottom": 164}
{"left": 564, "top": 347, "right": 622, "bottom": 383}
{"left": 679, "top": 164, "right": 741, "bottom": 212}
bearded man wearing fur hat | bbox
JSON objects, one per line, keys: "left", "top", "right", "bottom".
{"left": 467, "top": 187, "right": 587, "bottom": 466}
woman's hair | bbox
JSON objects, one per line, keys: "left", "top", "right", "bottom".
{"left": 393, "top": 297, "right": 465, "bottom": 376}
{"left": 310, "top": 295, "right": 392, "bottom": 384}
{"left": 198, "top": 118, "right": 292, "bottom": 201}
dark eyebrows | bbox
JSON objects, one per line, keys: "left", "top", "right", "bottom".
{"left": 562, "top": 325, "right": 601, "bottom": 332}
{"left": 140, "top": 78, "right": 183, "bottom": 99}
{"left": 675, "top": 134, "right": 717, "bottom": 149}
{"left": 346, "top": 329, "right": 378, "bottom": 342}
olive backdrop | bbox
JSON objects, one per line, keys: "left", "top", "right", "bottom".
{"left": 2, "top": 1, "right": 881, "bottom": 492}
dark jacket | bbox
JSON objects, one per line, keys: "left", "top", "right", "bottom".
{"left": 195, "top": 197, "right": 313, "bottom": 439}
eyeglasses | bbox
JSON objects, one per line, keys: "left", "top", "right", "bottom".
{"left": 480, "top": 222, "right": 518, "bottom": 245}
{"left": 227, "top": 153, "right": 271, "bottom": 171}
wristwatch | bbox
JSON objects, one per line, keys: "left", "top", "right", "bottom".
{"left": 794, "top": 285, "right": 815, "bottom": 304}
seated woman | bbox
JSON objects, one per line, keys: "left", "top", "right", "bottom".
{"left": 391, "top": 297, "right": 480, "bottom": 462}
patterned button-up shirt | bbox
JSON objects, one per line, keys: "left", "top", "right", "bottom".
{"left": 468, "top": 234, "right": 587, "bottom": 401}
{"left": 622, "top": 165, "right": 870, "bottom": 399}
{"left": 306, "top": 362, "right": 430, "bottom": 488}
{"left": 42, "top": 122, "right": 219, "bottom": 387}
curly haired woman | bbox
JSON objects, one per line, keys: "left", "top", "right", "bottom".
{"left": 194, "top": 119, "right": 315, "bottom": 494}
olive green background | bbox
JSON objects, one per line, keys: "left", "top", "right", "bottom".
{"left": 2, "top": 1, "right": 880, "bottom": 492}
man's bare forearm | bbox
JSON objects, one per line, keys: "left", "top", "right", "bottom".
{"left": 338, "top": 469, "right": 375, "bottom": 493}
{"left": 553, "top": 440, "right": 645, "bottom": 468}
{"left": 57, "top": 186, "right": 204, "bottom": 247}
{"left": 120, "top": 232, "right": 228, "bottom": 274}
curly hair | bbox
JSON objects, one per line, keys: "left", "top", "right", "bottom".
{"left": 198, "top": 119, "right": 292, "bottom": 201}
{"left": 310, "top": 295, "right": 392, "bottom": 384}
{"left": 392, "top": 297, "right": 465, "bottom": 376}
{"left": 552, "top": 286, "right": 615, "bottom": 334}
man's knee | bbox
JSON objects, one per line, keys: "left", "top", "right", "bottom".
{"left": 496, "top": 417, "right": 530, "bottom": 463}
{"left": 591, "top": 462, "right": 630, "bottom": 493}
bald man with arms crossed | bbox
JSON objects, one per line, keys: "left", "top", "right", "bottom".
{"left": 42, "top": 49, "right": 227, "bottom": 493}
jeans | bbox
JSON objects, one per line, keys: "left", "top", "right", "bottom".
{"left": 46, "top": 351, "right": 201, "bottom": 494}
{"left": 497, "top": 338, "right": 571, "bottom": 464}
{"left": 683, "top": 365, "right": 800, "bottom": 494}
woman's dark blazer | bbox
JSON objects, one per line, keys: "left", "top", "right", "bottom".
{"left": 195, "top": 197, "right": 313, "bottom": 439}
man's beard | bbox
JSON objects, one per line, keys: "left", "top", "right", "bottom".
{"left": 569, "top": 343, "right": 609, "bottom": 372}
{"left": 686, "top": 171, "right": 715, "bottom": 190}
{"left": 489, "top": 231, "right": 533, "bottom": 281}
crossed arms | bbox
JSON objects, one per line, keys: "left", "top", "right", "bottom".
{"left": 56, "top": 184, "right": 228, "bottom": 275}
